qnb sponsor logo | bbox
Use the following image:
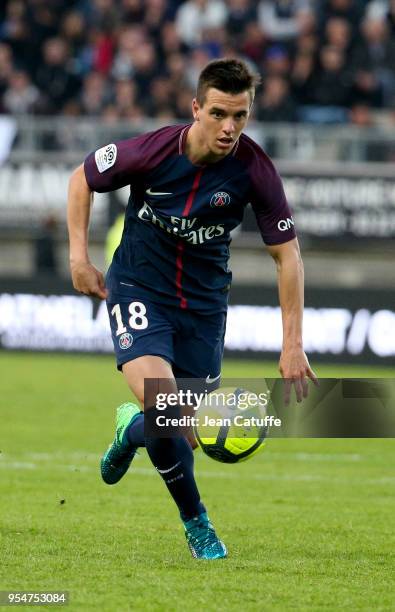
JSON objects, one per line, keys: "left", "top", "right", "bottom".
{"left": 137, "top": 202, "right": 224, "bottom": 244}
{"left": 277, "top": 217, "right": 295, "bottom": 231}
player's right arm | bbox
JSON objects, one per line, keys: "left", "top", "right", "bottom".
{"left": 67, "top": 163, "right": 108, "bottom": 299}
{"left": 68, "top": 128, "right": 174, "bottom": 298}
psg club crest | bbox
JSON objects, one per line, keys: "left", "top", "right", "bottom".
{"left": 119, "top": 332, "right": 133, "bottom": 350}
{"left": 210, "top": 192, "right": 230, "bottom": 208}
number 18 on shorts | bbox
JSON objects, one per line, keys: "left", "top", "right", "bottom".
{"left": 107, "top": 296, "right": 226, "bottom": 379}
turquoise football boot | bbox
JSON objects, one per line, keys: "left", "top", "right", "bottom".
{"left": 184, "top": 512, "right": 227, "bottom": 559}
{"left": 100, "top": 402, "right": 141, "bottom": 485}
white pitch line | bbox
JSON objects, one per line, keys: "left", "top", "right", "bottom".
{"left": 27, "top": 452, "right": 100, "bottom": 462}
{"left": 0, "top": 459, "right": 394, "bottom": 486}
{"left": 7, "top": 450, "right": 365, "bottom": 463}
{"left": 0, "top": 461, "right": 37, "bottom": 470}
{"left": 270, "top": 452, "right": 362, "bottom": 462}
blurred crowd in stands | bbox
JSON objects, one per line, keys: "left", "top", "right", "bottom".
{"left": 1, "top": 0, "right": 395, "bottom": 125}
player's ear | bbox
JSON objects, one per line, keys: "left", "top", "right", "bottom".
{"left": 192, "top": 98, "right": 200, "bottom": 121}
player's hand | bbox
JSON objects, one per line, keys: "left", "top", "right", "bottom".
{"left": 70, "top": 261, "right": 108, "bottom": 300}
{"left": 279, "top": 347, "right": 318, "bottom": 405}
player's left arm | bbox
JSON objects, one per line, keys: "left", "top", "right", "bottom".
{"left": 246, "top": 141, "right": 318, "bottom": 400}
{"left": 266, "top": 237, "right": 318, "bottom": 403}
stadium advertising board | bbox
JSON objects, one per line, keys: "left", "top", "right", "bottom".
{"left": 242, "top": 162, "right": 395, "bottom": 241}
{"left": 0, "top": 162, "right": 107, "bottom": 228}
{"left": 1, "top": 160, "right": 395, "bottom": 240}
{"left": 0, "top": 280, "right": 393, "bottom": 364}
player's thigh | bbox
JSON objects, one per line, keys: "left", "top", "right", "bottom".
{"left": 107, "top": 296, "right": 176, "bottom": 403}
{"left": 122, "top": 355, "right": 177, "bottom": 409}
{"left": 123, "top": 356, "right": 197, "bottom": 448}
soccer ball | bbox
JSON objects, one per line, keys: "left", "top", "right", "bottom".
{"left": 194, "top": 386, "right": 269, "bottom": 463}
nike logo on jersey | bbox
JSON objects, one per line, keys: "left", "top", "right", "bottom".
{"left": 206, "top": 373, "right": 221, "bottom": 384}
{"left": 146, "top": 187, "right": 172, "bottom": 196}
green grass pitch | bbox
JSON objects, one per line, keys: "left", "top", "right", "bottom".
{"left": 0, "top": 352, "right": 394, "bottom": 611}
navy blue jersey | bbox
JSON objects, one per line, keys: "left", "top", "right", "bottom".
{"left": 84, "top": 124, "right": 296, "bottom": 313}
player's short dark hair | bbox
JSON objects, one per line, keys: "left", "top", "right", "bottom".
{"left": 197, "top": 58, "right": 260, "bottom": 106}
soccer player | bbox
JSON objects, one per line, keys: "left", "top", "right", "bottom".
{"left": 67, "top": 58, "right": 316, "bottom": 560}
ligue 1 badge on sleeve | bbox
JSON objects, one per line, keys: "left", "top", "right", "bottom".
{"left": 95, "top": 143, "right": 117, "bottom": 173}
{"left": 210, "top": 192, "right": 230, "bottom": 208}
{"left": 119, "top": 332, "right": 133, "bottom": 350}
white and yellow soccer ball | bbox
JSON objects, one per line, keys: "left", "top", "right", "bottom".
{"left": 194, "top": 386, "right": 269, "bottom": 463}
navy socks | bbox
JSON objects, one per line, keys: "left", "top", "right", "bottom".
{"left": 145, "top": 435, "right": 205, "bottom": 521}
{"left": 125, "top": 413, "right": 145, "bottom": 447}
{"left": 124, "top": 405, "right": 205, "bottom": 520}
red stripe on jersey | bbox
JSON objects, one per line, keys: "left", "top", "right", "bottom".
{"left": 175, "top": 241, "right": 187, "bottom": 309}
{"left": 176, "top": 168, "right": 203, "bottom": 308}
{"left": 182, "top": 168, "right": 203, "bottom": 216}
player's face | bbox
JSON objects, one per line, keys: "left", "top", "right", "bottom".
{"left": 192, "top": 88, "right": 251, "bottom": 159}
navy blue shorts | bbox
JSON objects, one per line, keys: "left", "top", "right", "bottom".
{"left": 107, "top": 292, "right": 226, "bottom": 381}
